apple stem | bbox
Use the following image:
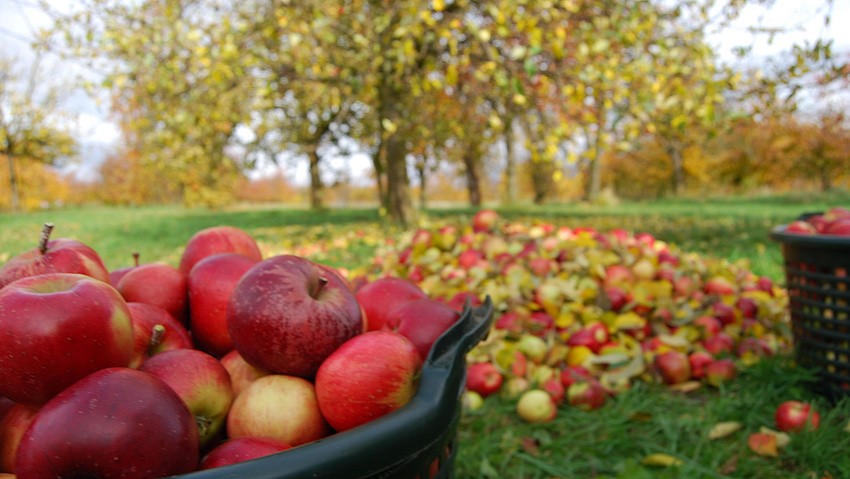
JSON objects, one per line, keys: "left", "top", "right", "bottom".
{"left": 148, "top": 324, "right": 166, "bottom": 355}
{"left": 315, "top": 276, "right": 329, "bottom": 297}
{"left": 38, "top": 222, "right": 54, "bottom": 254}
{"left": 132, "top": 252, "right": 140, "bottom": 267}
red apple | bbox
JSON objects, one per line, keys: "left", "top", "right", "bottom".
{"left": 604, "top": 285, "right": 631, "bottom": 312}
{"left": 541, "top": 377, "right": 566, "bottom": 405}
{"left": 315, "top": 331, "right": 422, "bottom": 432}
{"left": 688, "top": 351, "right": 714, "bottom": 379}
{"left": 466, "top": 362, "right": 504, "bottom": 398}
{"left": 199, "top": 436, "right": 292, "bottom": 470}
{"left": 139, "top": 349, "right": 234, "bottom": 449}
{"left": 567, "top": 329, "right": 603, "bottom": 354}
{"left": 693, "top": 315, "right": 723, "bottom": 338}
{"left": 516, "top": 389, "right": 557, "bottom": 423}
{"left": 0, "top": 223, "right": 110, "bottom": 288}
{"left": 736, "top": 296, "right": 758, "bottom": 319}
{"left": 188, "top": 252, "right": 261, "bottom": 357}
{"left": 15, "top": 367, "right": 199, "bottom": 478}
{"left": 494, "top": 311, "right": 525, "bottom": 333}
{"left": 0, "top": 404, "right": 38, "bottom": 473}
{"left": 109, "top": 252, "right": 140, "bottom": 287}
{"left": 705, "top": 276, "right": 736, "bottom": 296}
{"left": 712, "top": 301, "right": 737, "bottom": 325}
{"left": 355, "top": 276, "right": 428, "bottom": 332}
{"left": 457, "top": 249, "right": 485, "bottom": 270}
{"left": 527, "top": 311, "right": 555, "bottom": 337}
{"left": 127, "top": 302, "right": 193, "bottom": 368}
{"left": 178, "top": 225, "right": 263, "bottom": 276}
{"left": 116, "top": 261, "right": 189, "bottom": 325}
{"left": 604, "top": 264, "right": 634, "bottom": 287}
{"left": 784, "top": 220, "right": 817, "bottom": 235}
{"left": 227, "top": 255, "right": 364, "bottom": 378}
{"left": 703, "top": 332, "right": 736, "bottom": 356}
{"left": 220, "top": 349, "right": 270, "bottom": 398}
{"left": 654, "top": 350, "right": 692, "bottom": 385}
{"left": 807, "top": 214, "right": 830, "bottom": 233}
{"left": 560, "top": 365, "right": 592, "bottom": 388}
{"left": 824, "top": 218, "right": 850, "bottom": 236}
{"left": 775, "top": 400, "right": 820, "bottom": 432}
{"left": 567, "top": 380, "right": 607, "bottom": 411}
{"left": 704, "top": 359, "right": 737, "bottom": 387}
{"left": 472, "top": 209, "right": 499, "bottom": 233}
{"left": 0, "top": 273, "right": 134, "bottom": 407}
{"left": 385, "top": 298, "right": 461, "bottom": 361}
{"left": 446, "top": 291, "right": 483, "bottom": 312}
{"left": 226, "top": 374, "right": 330, "bottom": 446}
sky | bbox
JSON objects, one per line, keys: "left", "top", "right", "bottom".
{"left": 0, "top": 0, "right": 847, "bottom": 185}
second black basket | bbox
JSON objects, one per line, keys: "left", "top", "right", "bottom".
{"left": 770, "top": 222, "right": 850, "bottom": 399}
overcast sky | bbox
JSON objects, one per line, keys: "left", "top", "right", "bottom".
{"left": 0, "top": 0, "right": 847, "bottom": 184}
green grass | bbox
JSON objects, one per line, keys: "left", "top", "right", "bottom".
{"left": 2, "top": 191, "right": 850, "bottom": 478}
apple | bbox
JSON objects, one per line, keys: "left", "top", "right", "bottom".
{"left": 704, "top": 359, "right": 737, "bottom": 387}
{"left": 384, "top": 298, "right": 460, "bottom": 361}
{"left": 354, "top": 276, "right": 428, "bottom": 332}
{"left": 560, "top": 365, "right": 592, "bottom": 388}
{"left": 631, "top": 258, "right": 656, "bottom": 281}
{"left": 527, "top": 311, "right": 555, "bottom": 337}
{"left": 15, "top": 367, "right": 199, "bottom": 478}
{"left": 0, "top": 223, "right": 110, "bottom": 288}
{"left": 127, "top": 302, "right": 193, "bottom": 368}
{"left": 604, "top": 264, "right": 634, "bottom": 287}
{"left": 824, "top": 218, "right": 850, "bottom": 236}
{"left": 712, "top": 301, "right": 737, "bottom": 325}
{"left": 178, "top": 225, "right": 263, "bottom": 276}
{"left": 604, "top": 285, "right": 632, "bottom": 312}
{"left": 472, "top": 209, "right": 499, "bottom": 233}
{"left": 446, "top": 291, "right": 483, "bottom": 312}
{"left": 0, "top": 404, "right": 38, "bottom": 473}
{"left": 705, "top": 276, "right": 736, "bottom": 296}
{"left": 494, "top": 311, "right": 525, "bottom": 333}
{"left": 688, "top": 351, "right": 714, "bottom": 379}
{"left": 703, "top": 332, "right": 736, "bottom": 356}
{"left": 220, "top": 349, "right": 270, "bottom": 398}
{"left": 116, "top": 261, "right": 189, "bottom": 326}
{"left": 824, "top": 206, "right": 850, "bottom": 220}
{"left": 466, "top": 362, "right": 504, "bottom": 398}
{"left": 807, "top": 214, "right": 829, "bottom": 233}
{"left": 199, "top": 436, "right": 292, "bottom": 470}
{"left": 541, "top": 376, "right": 566, "bottom": 404}
{"left": 567, "top": 380, "right": 607, "bottom": 411}
{"left": 516, "top": 389, "right": 557, "bottom": 423}
{"left": 457, "top": 249, "right": 485, "bottom": 270}
{"left": 654, "top": 350, "right": 692, "bottom": 385}
{"left": 567, "top": 329, "right": 603, "bottom": 354}
{"left": 109, "top": 252, "right": 140, "bottom": 287}
{"left": 188, "top": 252, "right": 261, "bottom": 357}
{"left": 227, "top": 255, "right": 364, "bottom": 378}
{"left": 315, "top": 331, "right": 422, "bottom": 432}
{"left": 775, "top": 400, "right": 820, "bottom": 432}
{"left": 0, "top": 273, "right": 134, "bottom": 407}
{"left": 693, "top": 315, "right": 722, "bottom": 338}
{"left": 226, "top": 374, "right": 330, "bottom": 446}
{"left": 139, "top": 349, "right": 234, "bottom": 449}
{"left": 432, "top": 226, "right": 458, "bottom": 251}
{"left": 516, "top": 334, "right": 549, "bottom": 364}
{"left": 784, "top": 220, "right": 817, "bottom": 235}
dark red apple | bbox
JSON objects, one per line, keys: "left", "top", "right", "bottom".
{"left": 227, "top": 255, "right": 363, "bottom": 378}
{"left": 784, "top": 220, "right": 817, "bottom": 235}
{"left": 704, "top": 359, "right": 737, "bottom": 387}
{"left": 188, "top": 252, "right": 261, "bottom": 357}
{"left": 567, "top": 380, "right": 607, "bottom": 411}
{"left": 385, "top": 298, "right": 460, "bottom": 361}
{"left": 824, "top": 218, "right": 850, "bottom": 236}
{"left": 116, "top": 261, "right": 189, "bottom": 326}
{"left": 199, "top": 436, "right": 292, "bottom": 470}
{"left": 178, "top": 225, "right": 263, "bottom": 276}
{"left": 315, "top": 331, "right": 422, "bottom": 432}
{"left": 466, "top": 362, "right": 504, "bottom": 398}
{"left": 354, "top": 276, "right": 428, "bottom": 332}
{"left": 688, "top": 351, "right": 714, "bottom": 379}
{"left": 109, "top": 252, "right": 140, "bottom": 287}
{"left": 0, "top": 404, "right": 38, "bottom": 473}
{"left": 0, "top": 273, "right": 134, "bottom": 407}
{"left": 703, "top": 332, "right": 736, "bottom": 356}
{"left": 127, "top": 302, "right": 192, "bottom": 368}
{"left": 15, "top": 367, "right": 199, "bottom": 478}
{"left": 0, "top": 223, "right": 110, "bottom": 288}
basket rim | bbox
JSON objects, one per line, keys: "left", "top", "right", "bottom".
{"left": 769, "top": 224, "right": 850, "bottom": 248}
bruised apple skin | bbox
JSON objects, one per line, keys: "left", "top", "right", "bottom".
{"left": 227, "top": 255, "right": 364, "bottom": 378}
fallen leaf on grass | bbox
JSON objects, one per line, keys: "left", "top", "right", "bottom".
{"left": 641, "top": 453, "right": 683, "bottom": 467}
{"left": 668, "top": 380, "right": 702, "bottom": 393}
{"left": 521, "top": 436, "right": 539, "bottom": 455}
{"left": 718, "top": 454, "right": 738, "bottom": 475}
{"left": 759, "top": 426, "right": 791, "bottom": 448}
{"left": 708, "top": 421, "right": 742, "bottom": 439}
{"left": 748, "top": 432, "right": 779, "bottom": 457}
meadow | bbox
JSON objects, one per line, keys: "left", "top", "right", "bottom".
{"left": 2, "top": 190, "right": 850, "bottom": 478}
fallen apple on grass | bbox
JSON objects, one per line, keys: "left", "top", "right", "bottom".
{"left": 516, "top": 389, "right": 557, "bottom": 423}
{"left": 775, "top": 400, "right": 820, "bottom": 432}
{"left": 466, "top": 362, "right": 504, "bottom": 398}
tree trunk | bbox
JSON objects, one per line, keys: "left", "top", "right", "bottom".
{"left": 502, "top": 114, "right": 517, "bottom": 205}
{"left": 306, "top": 144, "right": 324, "bottom": 210}
{"left": 416, "top": 162, "right": 427, "bottom": 209}
{"left": 7, "top": 154, "right": 19, "bottom": 212}
{"left": 378, "top": 74, "right": 414, "bottom": 226}
{"left": 463, "top": 144, "right": 482, "bottom": 207}
{"left": 585, "top": 154, "right": 602, "bottom": 202}
{"left": 665, "top": 141, "right": 686, "bottom": 196}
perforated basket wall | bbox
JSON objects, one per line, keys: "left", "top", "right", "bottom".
{"left": 770, "top": 224, "right": 850, "bottom": 399}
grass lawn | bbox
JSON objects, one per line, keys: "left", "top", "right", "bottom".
{"left": 2, "top": 190, "right": 849, "bottom": 477}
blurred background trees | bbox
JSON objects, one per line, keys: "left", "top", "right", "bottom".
{"left": 0, "top": 0, "right": 846, "bottom": 220}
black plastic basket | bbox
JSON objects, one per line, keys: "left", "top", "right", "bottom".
{"left": 170, "top": 296, "right": 494, "bottom": 479}
{"left": 770, "top": 219, "right": 850, "bottom": 399}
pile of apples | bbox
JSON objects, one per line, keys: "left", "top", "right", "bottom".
{"left": 0, "top": 223, "right": 464, "bottom": 478}
{"left": 782, "top": 206, "right": 850, "bottom": 236}
{"left": 359, "top": 209, "right": 794, "bottom": 423}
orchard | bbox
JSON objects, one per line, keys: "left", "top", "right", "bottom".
{"left": 0, "top": 204, "right": 848, "bottom": 477}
